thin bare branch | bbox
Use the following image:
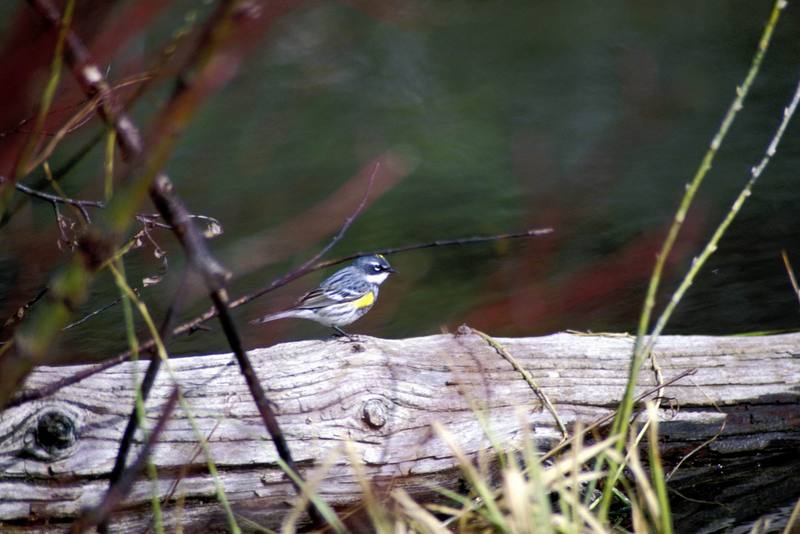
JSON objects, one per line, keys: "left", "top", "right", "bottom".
{"left": 63, "top": 292, "right": 135, "bottom": 331}
{"left": 229, "top": 162, "right": 382, "bottom": 307}
{"left": 310, "top": 227, "right": 553, "bottom": 272}
{"left": 9, "top": 179, "right": 222, "bottom": 232}
{"left": 11, "top": 179, "right": 103, "bottom": 222}
{"left": 2, "top": 287, "right": 49, "bottom": 331}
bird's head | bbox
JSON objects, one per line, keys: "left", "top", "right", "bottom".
{"left": 354, "top": 254, "right": 396, "bottom": 285}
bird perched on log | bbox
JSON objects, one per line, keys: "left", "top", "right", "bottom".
{"left": 250, "top": 254, "right": 396, "bottom": 338}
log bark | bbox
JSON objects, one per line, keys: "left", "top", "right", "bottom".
{"left": 1, "top": 332, "right": 799, "bottom": 532}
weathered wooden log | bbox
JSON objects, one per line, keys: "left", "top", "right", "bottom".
{"left": 1, "top": 332, "right": 799, "bottom": 532}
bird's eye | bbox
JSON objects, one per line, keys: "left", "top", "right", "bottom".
{"left": 371, "top": 264, "right": 382, "bottom": 272}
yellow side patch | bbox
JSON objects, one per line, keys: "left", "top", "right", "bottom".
{"left": 352, "top": 291, "right": 375, "bottom": 309}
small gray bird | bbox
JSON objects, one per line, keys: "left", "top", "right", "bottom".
{"left": 250, "top": 254, "right": 396, "bottom": 337}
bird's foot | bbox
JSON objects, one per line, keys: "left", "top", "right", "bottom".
{"left": 332, "top": 327, "right": 360, "bottom": 343}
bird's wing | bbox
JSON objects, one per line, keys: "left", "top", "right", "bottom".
{"left": 296, "top": 272, "right": 371, "bottom": 309}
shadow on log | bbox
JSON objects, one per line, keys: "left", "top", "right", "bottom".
{"left": 1, "top": 332, "right": 799, "bottom": 532}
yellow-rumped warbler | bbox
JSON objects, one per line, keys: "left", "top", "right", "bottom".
{"left": 250, "top": 254, "right": 396, "bottom": 337}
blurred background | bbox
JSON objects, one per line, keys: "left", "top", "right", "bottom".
{"left": 1, "top": 1, "right": 799, "bottom": 363}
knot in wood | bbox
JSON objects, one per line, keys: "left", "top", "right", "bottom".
{"left": 362, "top": 399, "right": 389, "bottom": 429}
{"left": 456, "top": 324, "right": 472, "bottom": 336}
{"left": 23, "top": 408, "right": 78, "bottom": 461}
{"left": 36, "top": 410, "right": 76, "bottom": 453}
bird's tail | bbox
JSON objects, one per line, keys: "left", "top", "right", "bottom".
{"left": 249, "top": 310, "right": 299, "bottom": 325}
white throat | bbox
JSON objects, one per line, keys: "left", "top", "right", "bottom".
{"left": 365, "top": 272, "right": 390, "bottom": 285}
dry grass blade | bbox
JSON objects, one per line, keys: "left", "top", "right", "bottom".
{"left": 541, "top": 435, "right": 621, "bottom": 487}
{"left": 344, "top": 440, "right": 392, "bottom": 533}
{"left": 626, "top": 430, "right": 660, "bottom": 530}
{"left": 646, "top": 403, "right": 673, "bottom": 534}
{"left": 432, "top": 422, "right": 507, "bottom": 530}
{"left": 501, "top": 466, "right": 532, "bottom": 533}
{"left": 557, "top": 490, "right": 609, "bottom": 534}
{"left": 783, "top": 495, "right": 800, "bottom": 534}
{"left": 517, "top": 409, "right": 553, "bottom": 532}
{"left": 392, "top": 489, "right": 451, "bottom": 534}
{"left": 279, "top": 449, "right": 346, "bottom": 534}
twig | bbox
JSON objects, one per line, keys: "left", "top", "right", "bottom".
{"left": 9, "top": 179, "right": 221, "bottom": 232}
{"left": 228, "top": 162, "right": 381, "bottom": 308}
{"left": 309, "top": 227, "right": 553, "bottom": 272}
{"left": 0, "top": 130, "right": 102, "bottom": 230}
{"left": 136, "top": 212, "right": 222, "bottom": 235}
{"left": 63, "top": 293, "right": 128, "bottom": 330}
{"left": 2, "top": 286, "right": 48, "bottom": 330}
{"left": 161, "top": 418, "right": 222, "bottom": 512}
{"left": 665, "top": 404, "right": 726, "bottom": 480}
{"left": 667, "top": 486, "right": 732, "bottom": 512}
{"left": 547, "top": 369, "right": 696, "bottom": 463}
{"left": 6, "top": 226, "right": 553, "bottom": 408}
{"left": 69, "top": 386, "right": 179, "bottom": 534}
{"left": 590, "top": 346, "right": 669, "bottom": 511}
{"left": 0, "top": 186, "right": 213, "bottom": 333}
{"left": 465, "top": 326, "right": 568, "bottom": 440}
{"left": 230, "top": 227, "right": 553, "bottom": 313}
{"left": 137, "top": 0, "right": 318, "bottom": 523}
{"left": 11, "top": 180, "right": 103, "bottom": 222}
{"left": 1, "top": 75, "right": 170, "bottom": 231}
{"left": 5, "top": 351, "right": 131, "bottom": 408}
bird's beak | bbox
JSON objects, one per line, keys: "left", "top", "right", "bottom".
{"left": 388, "top": 267, "right": 398, "bottom": 274}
